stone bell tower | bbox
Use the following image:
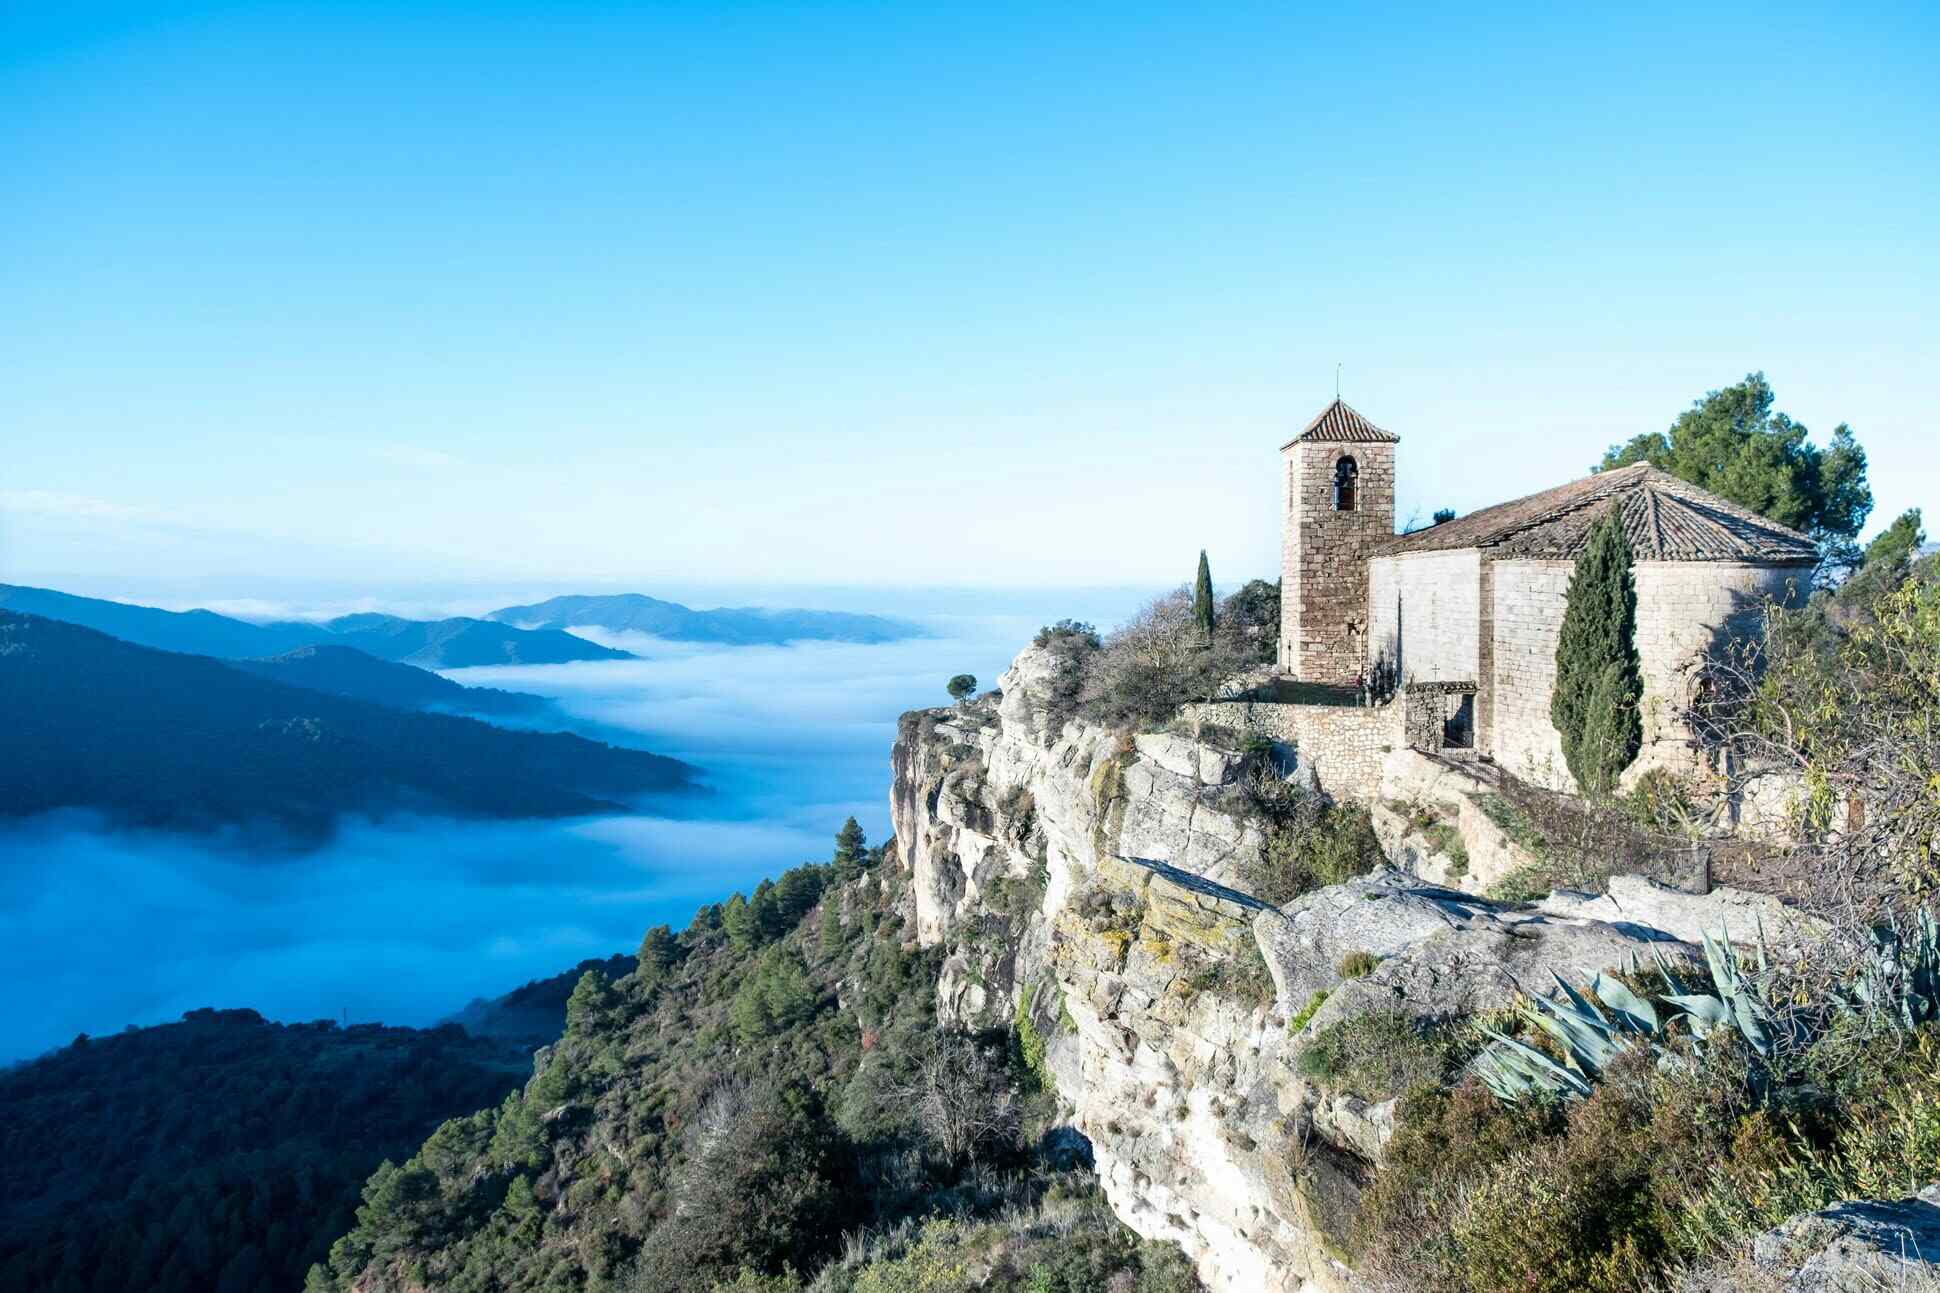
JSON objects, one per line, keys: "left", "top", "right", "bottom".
{"left": 1279, "top": 399, "right": 1398, "bottom": 683}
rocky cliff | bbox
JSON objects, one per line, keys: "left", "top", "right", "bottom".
{"left": 891, "top": 642, "right": 1813, "bottom": 1293}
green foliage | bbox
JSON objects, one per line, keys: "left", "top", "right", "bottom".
{"left": 1297, "top": 1010, "right": 1453, "bottom": 1101}
{"left": 637, "top": 924, "right": 679, "bottom": 982}
{"left": 1236, "top": 777, "right": 1383, "bottom": 906}
{"left": 833, "top": 815, "right": 868, "bottom": 878}
{"left": 818, "top": 899, "right": 845, "bottom": 958}
{"left": 1359, "top": 1025, "right": 1940, "bottom": 1293}
{"left": 1287, "top": 990, "right": 1330, "bottom": 1032}
{"left": 1469, "top": 935, "right": 1791, "bottom": 1104}
{"left": 564, "top": 968, "right": 618, "bottom": 1035}
{"left": 1193, "top": 550, "right": 1216, "bottom": 640}
{"left": 311, "top": 848, "right": 1180, "bottom": 1293}
{"left": 1728, "top": 562, "right": 1940, "bottom": 895}
{"left": 1014, "top": 985, "right": 1051, "bottom": 1091}
{"left": 1421, "top": 821, "right": 1468, "bottom": 873}
{"left": 815, "top": 1186, "right": 1200, "bottom": 1293}
{"left": 1600, "top": 372, "right": 1873, "bottom": 562}
{"left": 1433, "top": 507, "right": 1457, "bottom": 525}
{"left": 1221, "top": 579, "right": 1280, "bottom": 664}
{"left": 946, "top": 673, "right": 978, "bottom": 703}
{"left": 1863, "top": 506, "right": 1925, "bottom": 570}
{"left": 0, "top": 1009, "right": 525, "bottom": 1293}
{"left": 730, "top": 951, "right": 818, "bottom": 1043}
{"left": 1551, "top": 511, "right": 1643, "bottom": 795}
{"left": 1032, "top": 619, "right": 1101, "bottom": 650}
{"left": 632, "top": 1081, "right": 847, "bottom": 1288}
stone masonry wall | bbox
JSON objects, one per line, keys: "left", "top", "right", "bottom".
{"left": 1367, "top": 549, "right": 1481, "bottom": 685}
{"left": 1491, "top": 558, "right": 1809, "bottom": 791}
{"left": 1488, "top": 558, "right": 1575, "bottom": 787}
{"left": 1631, "top": 561, "right": 1810, "bottom": 764}
{"left": 1184, "top": 698, "right": 1402, "bottom": 802}
{"left": 1281, "top": 441, "right": 1395, "bottom": 684}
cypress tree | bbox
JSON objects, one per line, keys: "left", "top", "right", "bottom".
{"left": 1193, "top": 550, "right": 1216, "bottom": 640}
{"left": 1551, "top": 510, "right": 1643, "bottom": 794}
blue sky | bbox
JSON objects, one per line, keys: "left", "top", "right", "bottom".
{"left": 3, "top": 2, "right": 1935, "bottom": 594}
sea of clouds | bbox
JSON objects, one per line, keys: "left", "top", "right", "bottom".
{"left": 0, "top": 603, "right": 1143, "bottom": 1062}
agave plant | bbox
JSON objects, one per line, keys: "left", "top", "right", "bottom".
{"left": 1850, "top": 907, "right": 1940, "bottom": 1029}
{"left": 1471, "top": 929, "right": 1783, "bottom": 1104}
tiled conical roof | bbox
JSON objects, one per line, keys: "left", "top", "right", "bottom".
{"left": 1374, "top": 463, "right": 1818, "bottom": 564}
{"left": 1280, "top": 398, "right": 1400, "bottom": 449}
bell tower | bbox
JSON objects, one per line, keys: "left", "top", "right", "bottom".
{"left": 1279, "top": 399, "right": 1398, "bottom": 684}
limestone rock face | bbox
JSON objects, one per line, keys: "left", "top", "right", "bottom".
{"left": 1367, "top": 748, "right": 1540, "bottom": 894}
{"left": 889, "top": 640, "right": 1811, "bottom": 1293}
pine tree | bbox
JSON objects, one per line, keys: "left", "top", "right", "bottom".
{"left": 832, "top": 816, "right": 866, "bottom": 878}
{"left": 1193, "top": 550, "right": 1216, "bottom": 640}
{"left": 721, "top": 893, "right": 757, "bottom": 949}
{"left": 636, "top": 925, "right": 677, "bottom": 981}
{"left": 1551, "top": 510, "right": 1643, "bottom": 794}
{"left": 563, "top": 970, "right": 615, "bottom": 1035}
{"left": 818, "top": 899, "right": 844, "bottom": 958}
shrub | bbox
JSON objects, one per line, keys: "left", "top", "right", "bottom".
{"left": 1297, "top": 1010, "right": 1451, "bottom": 1101}
{"left": 1356, "top": 1013, "right": 1940, "bottom": 1293}
{"left": 1078, "top": 588, "right": 1259, "bottom": 729}
{"left": 1337, "top": 950, "right": 1379, "bottom": 979}
{"left": 1235, "top": 777, "right": 1382, "bottom": 906}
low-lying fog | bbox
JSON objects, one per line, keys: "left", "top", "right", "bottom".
{"left": 0, "top": 599, "right": 1145, "bottom": 1062}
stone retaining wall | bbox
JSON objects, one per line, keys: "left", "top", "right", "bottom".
{"left": 1184, "top": 698, "right": 1401, "bottom": 801}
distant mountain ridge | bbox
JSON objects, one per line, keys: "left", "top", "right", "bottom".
{"left": 0, "top": 584, "right": 631, "bottom": 667}
{"left": 0, "top": 611, "right": 694, "bottom": 841}
{"left": 226, "top": 644, "right": 551, "bottom": 719}
{"left": 488, "top": 592, "right": 924, "bottom": 645}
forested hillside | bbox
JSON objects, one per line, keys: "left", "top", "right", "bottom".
{"left": 0, "top": 612, "right": 694, "bottom": 840}
{"left": 0, "top": 1010, "right": 529, "bottom": 1293}
{"left": 310, "top": 832, "right": 1201, "bottom": 1293}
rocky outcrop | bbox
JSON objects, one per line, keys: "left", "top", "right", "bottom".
{"left": 1679, "top": 1185, "right": 1940, "bottom": 1292}
{"left": 1367, "top": 749, "right": 1541, "bottom": 894}
{"left": 890, "top": 641, "right": 1818, "bottom": 1293}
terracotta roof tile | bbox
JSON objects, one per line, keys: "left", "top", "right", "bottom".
{"left": 1373, "top": 463, "right": 1818, "bottom": 564}
{"left": 1280, "top": 399, "right": 1400, "bottom": 449}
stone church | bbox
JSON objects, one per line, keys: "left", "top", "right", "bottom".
{"left": 1278, "top": 399, "right": 1818, "bottom": 788}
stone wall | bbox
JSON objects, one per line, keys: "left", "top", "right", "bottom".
{"left": 1488, "top": 558, "right": 1575, "bottom": 786}
{"left": 1631, "top": 562, "right": 1810, "bottom": 764}
{"left": 1281, "top": 440, "right": 1395, "bottom": 684}
{"left": 1490, "top": 558, "right": 1809, "bottom": 791}
{"left": 1367, "top": 548, "right": 1481, "bottom": 684}
{"left": 1184, "top": 698, "right": 1402, "bottom": 802}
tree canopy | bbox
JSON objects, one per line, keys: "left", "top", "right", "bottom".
{"left": 1599, "top": 373, "right": 1872, "bottom": 568}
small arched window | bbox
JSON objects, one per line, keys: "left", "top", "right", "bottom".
{"left": 1334, "top": 456, "right": 1359, "bottom": 511}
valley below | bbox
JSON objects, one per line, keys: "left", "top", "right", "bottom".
{"left": 0, "top": 611, "right": 1045, "bottom": 1062}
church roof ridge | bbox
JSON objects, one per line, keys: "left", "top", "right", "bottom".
{"left": 1280, "top": 398, "right": 1401, "bottom": 449}
{"left": 1372, "top": 461, "right": 1818, "bottom": 564}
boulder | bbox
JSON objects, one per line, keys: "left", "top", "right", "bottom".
{"left": 1537, "top": 873, "right": 1826, "bottom": 952}
{"left": 1259, "top": 868, "right": 1701, "bottom": 1031}
{"left": 1684, "top": 1185, "right": 1940, "bottom": 1292}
